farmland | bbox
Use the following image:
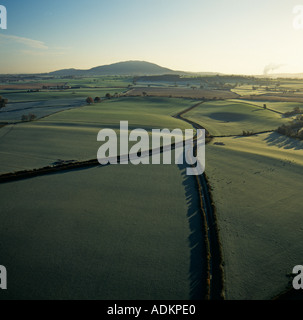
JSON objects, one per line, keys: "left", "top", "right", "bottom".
{"left": 0, "top": 160, "right": 206, "bottom": 300}
{"left": 1, "top": 73, "right": 303, "bottom": 300}
{"left": 205, "top": 133, "right": 303, "bottom": 299}
{"left": 182, "top": 100, "right": 288, "bottom": 136}
{"left": 0, "top": 97, "right": 194, "bottom": 174}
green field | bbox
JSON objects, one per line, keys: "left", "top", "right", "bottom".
{"left": 231, "top": 86, "right": 267, "bottom": 96}
{"left": 239, "top": 100, "right": 303, "bottom": 114}
{"left": 0, "top": 97, "right": 194, "bottom": 173}
{"left": 0, "top": 160, "right": 204, "bottom": 300}
{"left": 183, "top": 100, "right": 287, "bottom": 136}
{"left": 205, "top": 133, "right": 303, "bottom": 299}
{"left": 0, "top": 88, "right": 128, "bottom": 103}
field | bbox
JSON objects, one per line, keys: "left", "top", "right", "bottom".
{"left": 0, "top": 97, "right": 194, "bottom": 174}
{"left": 0, "top": 88, "right": 127, "bottom": 103}
{"left": 0, "top": 161, "right": 204, "bottom": 300}
{"left": 238, "top": 100, "right": 303, "bottom": 114}
{"left": 125, "top": 87, "right": 239, "bottom": 100}
{"left": 1, "top": 75, "right": 303, "bottom": 300}
{"left": 205, "top": 133, "right": 303, "bottom": 299}
{"left": 182, "top": 100, "right": 288, "bottom": 136}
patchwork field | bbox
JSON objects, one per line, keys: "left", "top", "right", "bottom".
{"left": 1, "top": 74, "right": 303, "bottom": 301}
{"left": 0, "top": 161, "right": 204, "bottom": 300}
{"left": 205, "top": 133, "right": 303, "bottom": 299}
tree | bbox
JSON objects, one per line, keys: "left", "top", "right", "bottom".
{"left": 105, "top": 93, "right": 112, "bottom": 99}
{"left": 86, "top": 97, "right": 94, "bottom": 104}
{"left": 294, "top": 106, "right": 300, "bottom": 114}
{"left": 142, "top": 92, "right": 147, "bottom": 97}
{"left": 21, "top": 115, "right": 29, "bottom": 122}
{"left": 94, "top": 97, "right": 101, "bottom": 103}
{"left": 21, "top": 113, "right": 37, "bottom": 122}
{"left": 263, "top": 104, "right": 267, "bottom": 109}
{"left": 0, "top": 96, "right": 8, "bottom": 110}
{"left": 28, "top": 113, "right": 37, "bottom": 121}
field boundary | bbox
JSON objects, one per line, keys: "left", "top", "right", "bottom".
{"left": 211, "top": 129, "right": 274, "bottom": 138}
{"left": 175, "top": 101, "right": 225, "bottom": 300}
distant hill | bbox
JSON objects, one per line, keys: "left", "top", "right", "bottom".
{"left": 50, "top": 61, "right": 179, "bottom": 76}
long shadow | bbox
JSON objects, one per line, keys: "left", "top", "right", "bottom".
{"left": 178, "top": 163, "right": 207, "bottom": 300}
{"left": 264, "top": 132, "right": 303, "bottom": 150}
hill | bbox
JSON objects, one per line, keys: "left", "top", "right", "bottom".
{"left": 49, "top": 61, "right": 179, "bottom": 76}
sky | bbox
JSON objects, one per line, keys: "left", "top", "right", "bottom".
{"left": 0, "top": 0, "right": 303, "bottom": 75}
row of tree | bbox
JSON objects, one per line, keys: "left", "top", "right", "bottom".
{"left": 86, "top": 94, "right": 112, "bottom": 104}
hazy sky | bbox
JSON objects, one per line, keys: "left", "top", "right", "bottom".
{"left": 0, "top": 0, "right": 303, "bottom": 74}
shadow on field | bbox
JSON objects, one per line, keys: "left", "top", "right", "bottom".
{"left": 264, "top": 132, "right": 303, "bottom": 150}
{"left": 178, "top": 163, "right": 207, "bottom": 300}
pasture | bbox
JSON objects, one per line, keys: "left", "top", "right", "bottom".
{"left": 0, "top": 97, "right": 194, "bottom": 174}
{"left": 205, "top": 133, "right": 303, "bottom": 299}
{"left": 182, "top": 100, "right": 287, "bottom": 136}
{"left": 0, "top": 160, "right": 204, "bottom": 300}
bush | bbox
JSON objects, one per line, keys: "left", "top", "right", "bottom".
{"left": 28, "top": 113, "right": 37, "bottom": 121}
{"left": 276, "top": 117, "right": 303, "bottom": 139}
{"left": 283, "top": 106, "right": 303, "bottom": 117}
{"left": 242, "top": 130, "right": 254, "bottom": 136}
{"left": 21, "top": 113, "right": 37, "bottom": 122}
{"left": 0, "top": 96, "right": 8, "bottom": 109}
{"left": 86, "top": 97, "right": 94, "bottom": 104}
{"left": 94, "top": 97, "right": 101, "bottom": 103}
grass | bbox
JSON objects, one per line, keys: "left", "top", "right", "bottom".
{"left": 0, "top": 160, "right": 203, "bottom": 300}
{"left": 126, "top": 87, "right": 238, "bottom": 100}
{"left": 182, "top": 100, "right": 287, "bottom": 136}
{"left": 0, "top": 88, "right": 127, "bottom": 103}
{"left": 231, "top": 85, "right": 267, "bottom": 96}
{"left": 205, "top": 133, "right": 303, "bottom": 299}
{"left": 0, "top": 97, "right": 194, "bottom": 174}
{"left": 239, "top": 100, "right": 303, "bottom": 114}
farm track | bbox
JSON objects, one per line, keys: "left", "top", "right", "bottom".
{"left": 0, "top": 100, "right": 224, "bottom": 300}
